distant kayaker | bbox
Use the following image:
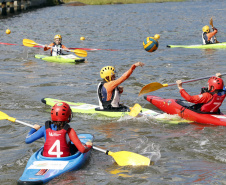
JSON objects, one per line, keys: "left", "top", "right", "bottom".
{"left": 25, "top": 102, "right": 92, "bottom": 158}
{"left": 202, "top": 25, "right": 219, "bottom": 44}
{"left": 97, "top": 62, "right": 145, "bottom": 111}
{"left": 176, "top": 73, "right": 225, "bottom": 113}
{"left": 44, "top": 35, "right": 69, "bottom": 56}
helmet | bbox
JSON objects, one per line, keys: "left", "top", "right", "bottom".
{"left": 208, "top": 76, "right": 224, "bottom": 92}
{"left": 202, "top": 25, "right": 210, "bottom": 33}
{"left": 100, "top": 66, "right": 115, "bottom": 82}
{"left": 54, "top": 35, "right": 62, "bottom": 40}
{"left": 51, "top": 102, "right": 72, "bottom": 123}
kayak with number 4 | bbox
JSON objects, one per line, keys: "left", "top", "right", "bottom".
{"left": 41, "top": 97, "right": 191, "bottom": 124}
{"left": 145, "top": 95, "right": 226, "bottom": 126}
{"left": 167, "top": 42, "right": 226, "bottom": 49}
{"left": 35, "top": 54, "right": 85, "bottom": 63}
{"left": 18, "top": 133, "right": 93, "bottom": 185}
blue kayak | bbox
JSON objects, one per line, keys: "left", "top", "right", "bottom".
{"left": 18, "top": 133, "right": 94, "bottom": 185}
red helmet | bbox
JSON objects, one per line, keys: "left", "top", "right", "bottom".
{"left": 208, "top": 76, "right": 224, "bottom": 92}
{"left": 51, "top": 102, "right": 72, "bottom": 123}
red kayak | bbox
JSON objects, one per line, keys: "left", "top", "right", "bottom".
{"left": 144, "top": 95, "right": 226, "bottom": 126}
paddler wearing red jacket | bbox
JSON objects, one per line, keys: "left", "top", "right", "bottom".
{"left": 202, "top": 25, "right": 219, "bottom": 45}
{"left": 25, "top": 102, "right": 92, "bottom": 158}
{"left": 97, "top": 62, "right": 144, "bottom": 111}
{"left": 176, "top": 73, "right": 225, "bottom": 113}
{"left": 44, "top": 35, "right": 69, "bottom": 56}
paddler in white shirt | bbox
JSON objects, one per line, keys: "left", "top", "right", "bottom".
{"left": 44, "top": 35, "right": 69, "bottom": 56}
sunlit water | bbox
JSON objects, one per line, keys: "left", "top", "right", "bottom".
{"left": 0, "top": 0, "right": 226, "bottom": 184}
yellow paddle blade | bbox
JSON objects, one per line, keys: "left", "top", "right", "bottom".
{"left": 108, "top": 151, "right": 150, "bottom": 166}
{"left": 0, "top": 111, "right": 16, "bottom": 122}
{"left": 129, "top": 103, "right": 142, "bottom": 117}
{"left": 72, "top": 49, "right": 87, "bottom": 57}
{"left": 139, "top": 82, "right": 169, "bottom": 96}
{"left": 23, "top": 39, "right": 38, "bottom": 47}
{"left": 209, "top": 17, "right": 213, "bottom": 27}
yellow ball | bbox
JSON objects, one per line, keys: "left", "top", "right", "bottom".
{"left": 154, "top": 34, "right": 160, "bottom": 40}
{"left": 80, "top": 36, "right": 85, "bottom": 40}
{"left": 6, "top": 29, "right": 11, "bottom": 34}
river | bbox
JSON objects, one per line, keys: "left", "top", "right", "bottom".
{"left": 0, "top": 0, "right": 226, "bottom": 184}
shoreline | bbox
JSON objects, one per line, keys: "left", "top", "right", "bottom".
{"left": 61, "top": 0, "right": 186, "bottom": 6}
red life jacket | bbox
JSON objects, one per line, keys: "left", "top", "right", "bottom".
{"left": 201, "top": 92, "right": 226, "bottom": 113}
{"left": 43, "top": 121, "right": 70, "bottom": 158}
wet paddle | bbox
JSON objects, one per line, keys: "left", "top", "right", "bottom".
{"left": 0, "top": 111, "right": 151, "bottom": 166}
{"left": 129, "top": 103, "right": 142, "bottom": 117}
{"left": 92, "top": 146, "right": 151, "bottom": 166}
{"left": 139, "top": 73, "right": 226, "bottom": 96}
{"left": 0, "top": 111, "right": 34, "bottom": 127}
{"left": 209, "top": 17, "right": 218, "bottom": 43}
{"left": 23, "top": 39, "right": 87, "bottom": 57}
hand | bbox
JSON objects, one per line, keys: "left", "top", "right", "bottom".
{"left": 118, "top": 86, "right": 123, "bottom": 93}
{"left": 213, "top": 27, "right": 217, "bottom": 31}
{"left": 86, "top": 141, "right": 93, "bottom": 146}
{"left": 176, "top": 80, "right": 183, "bottom": 90}
{"left": 33, "top": 124, "right": 41, "bottom": 131}
{"left": 134, "top": 62, "right": 145, "bottom": 67}
{"left": 216, "top": 73, "right": 222, "bottom": 78}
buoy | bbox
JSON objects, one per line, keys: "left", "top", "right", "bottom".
{"left": 154, "top": 34, "right": 160, "bottom": 40}
{"left": 80, "top": 37, "right": 85, "bottom": 40}
{"left": 143, "top": 37, "right": 158, "bottom": 52}
{"left": 6, "top": 29, "right": 11, "bottom": 34}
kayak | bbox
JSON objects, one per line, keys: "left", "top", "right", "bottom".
{"left": 41, "top": 97, "right": 191, "bottom": 124}
{"left": 35, "top": 54, "right": 85, "bottom": 63}
{"left": 145, "top": 95, "right": 226, "bottom": 126}
{"left": 167, "top": 42, "right": 226, "bottom": 49}
{"left": 18, "top": 133, "right": 93, "bottom": 185}
{"left": 41, "top": 97, "right": 159, "bottom": 118}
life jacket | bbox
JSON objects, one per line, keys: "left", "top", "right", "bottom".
{"left": 202, "top": 32, "right": 215, "bottom": 45}
{"left": 200, "top": 91, "right": 226, "bottom": 113}
{"left": 51, "top": 42, "right": 63, "bottom": 56}
{"left": 97, "top": 82, "right": 120, "bottom": 110}
{"left": 43, "top": 121, "right": 71, "bottom": 158}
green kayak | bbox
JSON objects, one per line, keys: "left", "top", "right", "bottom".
{"left": 41, "top": 98, "right": 191, "bottom": 124}
{"left": 35, "top": 54, "right": 85, "bottom": 63}
{"left": 167, "top": 42, "right": 226, "bottom": 49}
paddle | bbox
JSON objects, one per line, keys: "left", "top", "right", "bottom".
{"left": 139, "top": 73, "right": 226, "bottom": 96}
{"left": 209, "top": 17, "right": 218, "bottom": 43}
{"left": 0, "top": 111, "right": 34, "bottom": 127}
{"left": 23, "top": 39, "right": 87, "bottom": 58}
{"left": 129, "top": 103, "right": 142, "bottom": 117}
{"left": 0, "top": 111, "right": 151, "bottom": 166}
{"left": 92, "top": 146, "right": 151, "bottom": 166}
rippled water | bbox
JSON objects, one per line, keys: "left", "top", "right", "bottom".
{"left": 0, "top": 0, "right": 226, "bottom": 184}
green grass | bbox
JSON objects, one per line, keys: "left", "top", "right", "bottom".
{"left": 62, "top": 0, "right": 186, "bottom": 5}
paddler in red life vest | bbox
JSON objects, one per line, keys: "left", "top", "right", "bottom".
{"left": 96, "top": 62, "right": 145, "bottom": 111}
{"left": 25, "top": 102, "right": 92, "bottom": 158}
{"left": 202, "top": 25, "right": 219, "bottom": 45}
{"left": 176, "top": 73, "right": 225, "bottom": 113}
{"left": 44, "top": 35, "right": 69, "bottom": 56}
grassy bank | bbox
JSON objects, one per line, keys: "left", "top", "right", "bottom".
{"left": 62, "top": 0, "right": 186, "bottom": 5}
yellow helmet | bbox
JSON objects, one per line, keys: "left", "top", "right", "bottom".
{"left": 202, "top": 25, "right": 210, "bottom": 33}
{"left": 54, "top": 34, "right": 62, "bottom": 40}
{"left": 100, "top": 66, "right": 115, "bottom": 82}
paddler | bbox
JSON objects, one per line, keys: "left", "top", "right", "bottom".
{"left": 25, "top": 102, "right": 92, "bottom": 157}
{"left": 202, "top": 25, "right": 219, "bottom": 44}
{"left": 176, "top": 73, "right": 225, "bottom": 113}
{"left": 44, "top": 35, "right": 69, "bottom": 56}
{"left": 97, "top": 62, "right": 145, "bottom": 111}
